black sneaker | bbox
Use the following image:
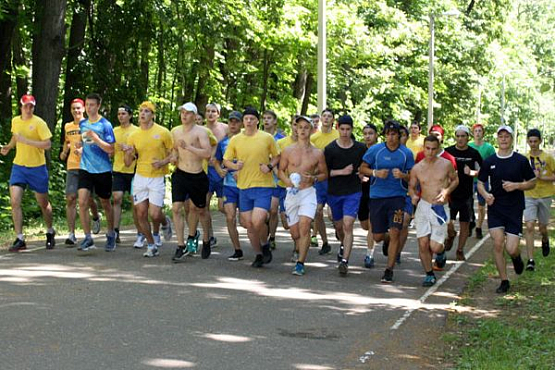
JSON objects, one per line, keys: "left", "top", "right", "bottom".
{"left": 262, "top": 243, "right": 272, "bottom": 264}
{"left": 201, "top": 241, "right": 211, "bottom": 259}
{"left": 496, "top": 280, "right": 510, "bottom": 294}
{"left": 475, "top": 227, "right": 483, "bottom": 239}
{"left": 338, "top": 260, "right": 348, "bottom": 276}
{"left": 542, "top": 239, "right": 550, "bottom": 257}
{"left": 9, "top": 238, "right": 26, "bottom": 252}
{"left": 251, "top": 254, "right": 264, "bottom": 268}
{"left": 381, "top": 268, "right": 394, "bottom": 284}
{"left": 318, "top": 242, "right": 331, "bottom": 255}
{"left": 526, "top": 259, "right": 535, "bottom": 271}
{"left": 115, "top": 229, "right": 121, "bottom": 244}
{"left": 382, "top": 237, "right": 390, "bottom": 256}
{"left": 228, "top": 250, "right": 244, "bottom": 261}
{"left": 512, "top": 255, "right": 524, "bottom": 275}
{"left": 46, "top": 231, "right": 56, "bottom": 250}
{"left": 172, "top": 246, "right": 189, "bottom": 262}
{"left": 336, "top": 245, "right": 344, "bottom": 262}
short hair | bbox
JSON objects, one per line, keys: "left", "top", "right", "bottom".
{"left": 424, "top": 135, "right": 440, "bottom": 145}
{"left": 310, "top": 113, "right": 320, "bottom": 119}
{"left": 196, "top": 112, "right": 204, "bottom": 118}
{"left": 263, "top": 110, "right": 277, "bottom": 120}
{"left": 291, "top": 114, "right": 300, "bottom": 124}
{"left": 363, "top": 123, "right": 378, "bottom": 133}
{"left": 399, "top": 125, "right": 409, "bottom": 136}
{"left": 85, "top": 93, "right": 102, "bottom": 105}
{"left": 410, "top": 121, "right": 421, "bottom": 129}
{"left": 322, "top": 108, "right": 334, "bottom": 116}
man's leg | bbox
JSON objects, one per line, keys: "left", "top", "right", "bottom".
{"left": 490, "top": 228, "right": 508, "bottom": 281}
{"left": 386, "top": 227, "right": 401, "bottom": 270}
{"left": 341, "top": 216, "right": 356, "bottom": 260}
{"left": 135, "top": 201, "right": 153, "bottom": 244}
{"left": 172, "top": 201, "right": 186, "bottom": 246}
{"left": 99, "top": 197, "right": 114, "bottom": 233}
{"left": 297, "top": 216, "right": 312, "bottom": 263}
{"left": 268, "top": 196, "right": 279, "bottom": 247}
{"left": 224, "top": 203, "right": 241, "bottom": 251}
{"left": 78, "top": 188, "right": 92, "bottom": 235}
{"left": 66, "top": 194, "right": 77, "bottom": 235}
{"left": 35, "top": 192, "right": 53, "bottom": 230}
{"left": 457, "top": 221, "right": 470, "bottom": 253}
{"left": 418, "top": 236, "right": 433, "bottom": 272}
{"left": 9, "top": 186, "right": 24, "bottom": 236}
{"left": 113, "top": 191, "right": 124, "bottom": 230}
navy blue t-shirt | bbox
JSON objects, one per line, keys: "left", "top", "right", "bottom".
{"left": 478, "top": 151, "right": 535, "bottom": 211}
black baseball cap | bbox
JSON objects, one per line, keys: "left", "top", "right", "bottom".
{"left": 527, "top": 128, "right": 541, "bottom": 139}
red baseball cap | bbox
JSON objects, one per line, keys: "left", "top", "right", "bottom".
{"left": 429, "top": 124, "right": 445, "bottom": 137}
{"left": 20, "top": 94, "right": 36, "bottom": 106}
{"left": 71, "top": 98, "right": 85, "bottom": 107}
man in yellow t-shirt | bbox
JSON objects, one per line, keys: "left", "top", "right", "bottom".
{"left": 223, "top": 107, "right": 279, "bottom": 268}
{"left": 59, "top": 98, "right": 102, "bottom": 245}
{"left": 124, "top": 101, "right": 173, "bottom": 257}
{"left": 406, "top": 122, "right": 425, "bottom": 159}
{"left": 112, "top": 104, "right": 141, "bottom": 246}
{"left": 1, "top": 94, "right": 54, "bottom": 252}
{"left": 523, "top": 128, "right": 555, "bottom": 270}
{"left": 309, "top": 108, "right": 339, "bottom": 254}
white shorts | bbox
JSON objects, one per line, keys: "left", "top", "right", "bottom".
{"left": 414, "top": 199, "right": 449, "bottom": 244}
{"left": 284, "top": 187, "right": 317, "bottom": 226}
{"left": 524, "top": 197, "right": 552, "bottom": 225}
{"left": 132, "top": 174, "right": 165, "bottom": 207}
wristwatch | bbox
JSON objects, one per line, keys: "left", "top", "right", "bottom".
{"left": 267, "top": 163, "right": 274, "bottom": 170}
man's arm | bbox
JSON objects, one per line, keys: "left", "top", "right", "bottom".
{"left": 13, "top": 134, "right": 51, "bottom": 150}
{"left": 84, "top": 130, "right": 114, "bottom": 154}
{"left": 277, "top": 150, "right": 293, "bottom": 187}
{"left": 408, "top": 167, "right": 420, "bottom": 205}
{"left": 1, "top": 135, "right": 17, "bottom": 155}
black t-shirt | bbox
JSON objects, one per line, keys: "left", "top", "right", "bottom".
{"left": 478, "top": 151, "right": 535, "bottom": 211}
{"left": 445, "top": 145, "right": 482, "bottom": 200}
{"left": 324, "top": 140, "right": 367, "bottom": 195}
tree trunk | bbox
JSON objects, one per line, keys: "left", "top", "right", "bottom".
{"left": 260, "top": 49, "right": 270, "bottom": 112}
{"left": 32, "top": 0, "right": 68, "bottom": 138}
{"left": 0, "top": 2, "right": 19, "bottom": 132}
{"left": 12, "top": 26, "right": 28, "bottom": 100}
{"left": 194, "top": 44, "right": 215, "bottom": 111}
{"left": 300, "top": 73, "right": 314, "bottom": 115}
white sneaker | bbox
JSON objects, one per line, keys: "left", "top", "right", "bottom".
{"left": 133, "top": 234, "right": 146, "bottom": 249}
{"left": 162, "top": 216, "right": 173, "bottom": 241}
{"left": 154, "top": 234, "right": 162, "bottom": 248}
{"left": 143, "top": 245, "right": 159, "bottom": 257}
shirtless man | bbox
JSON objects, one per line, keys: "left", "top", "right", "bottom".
{"left": 123, "top": 101, "right": 173, "bottom": 257}
{"left": 223, "top": 107, "right": 279, "bottom": 268}
{"left": 170, "top": 102, "right": 213, "bottom": 261}
{"left": 278, "top": 116, "right": 327, "bottom": 276}
{"left": 409, "top": 135, "right": 459, "bottom": 287}
{"left": 203, "top": 103, "right": 228, "bottom": 248}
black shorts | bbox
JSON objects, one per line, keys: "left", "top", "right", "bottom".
{"left": 112, "top": 172, "right": 134, "bottom": 193}
{"left": 369, "top": 196, "right": 405, "bottom": 234}
{"left": 449, "top": 196, "right": 473, "bottom": 222}
{"left": 78, "top": 170, "right": 112, "bottom": 199}
{"left": 358, "top": 191, "right": 370, "bottom": 222}
{"left": 171, "top": 169, "right": 209, "bottom": 208}
{"left": 488, "top": 205, "right": 523, "bottom": 236}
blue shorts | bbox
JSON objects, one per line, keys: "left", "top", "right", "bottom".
{"left": 9, "top": 164, "right": 49, "bottom": 194}
{"left": 209, "top": 177, "right": 224, "bottom": 197}
{"left": 369, "top": 196, "right": 406, "bottom": 234}
{"left": 223, "top": 186, "right": 240, "bottom": 206}
{"left": 239, "top": 187, "right": 273, "bottom": 212}
{"left": 314, "top": 180, "right": 328, "bottom": 205}
{"left": 328, "top": 192, "right": 362, "bottom": 220}
{"left": 488, "top": 206, "right": 523, "bottom": 237}
{"left": 273, "top": 186, "right": 286, "bottom": 212}
{"left": 404, "top": 195, "right": 413, "bottom": 214}
{"left": 474, "top": 181, "right": 488, "bottom": 206}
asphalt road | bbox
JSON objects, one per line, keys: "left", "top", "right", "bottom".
{"left": 0, "top": 213, "right": 489, "bottom": 370}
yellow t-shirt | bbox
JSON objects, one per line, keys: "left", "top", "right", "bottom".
{"left": 64, "top": 121, "right": 82, "bottom": 170}
{"left": 113, "top": 124, "right": 139, "bottom": 173}
{"left": 11, "top": 115, "right": 52, "bottom": 167}
{"left": 525, "top": 151, "right": 555, "bottom": 198}
{"left": 406, "top": 135, "right": 425, "bottom": 159}
{"left": 276, "top": 136, "right": 297, "bottom": 187}
{"left": 310, "top": 129, "right": 339, "bottom": 150}
{"left": 127, "top": 124, "right": 173, "bottom": 178}
{"left": 223, "top": 130, "right": 279, "bottom": 189}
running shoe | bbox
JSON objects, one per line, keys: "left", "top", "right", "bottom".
{"left": 186, "top": 237, "right": 198, "bottom": 255}
{"left": 475, "top": 227, "right": 483, "bottom": 239}
{"left": 78, "top": 237, "right": 96, "bottom": 252}
{"left": 104, "top": 233, "right": 116, "bottom": 252}
{"left": 172, "top": 246, "right": 189, "bottom": 262}
{"left": 209, "top": 236, "right": 218, "bottom": 248}
{"left": 512, "top": 255, "right": 524, "bottom": 275}
{"left": 336, "top": 245, "right": 344, "bottom": 262}
{"left": 542, "top": 239, "right": 550, "bottom": 257}
{"left": 525, "top": 259, "right": 535, "bottom": 271}
{"left": 292, "top": 262, "right": 305, "bottom": 276}
{"left": 381, "top": 268, "right": 394, "bottom": 284}
{"left": 496, "top": 280, "right": 510, "bottom": 294}
{"left": 92, "top": 215, "right": 101, "bottom": 235}
{"left": 434, "top": 252, "right": 447, "bottom": 270}
{"left": 153, "top": 234, "right": 162, "bottom": 248}
{"left": 133, "top": 233, "right": 146, "bottom": 249}
{"left": 46, "top": 230, "right": 56, "bottom": 250}
{"left": 201, "top": 241, "right": 211, "bottom": 259}
{"left": 65, "top": 234, "right": 77, "bottom": 247}
{"left": 422, "top": 274, "right": 437, "bottom": 287}
{"left": 192, "top": 230, "right": 200, "bottom": 250}
{"left": 228, "top": 250, "right": 244, "bottom": 261}
{"left": 318, "top": 242, "right": 331, "bottom": 255}
{"left": 269, "top": 238, "right": 276, "bottom": 250}
{"left": 456, "top": 249, "right": 466, "bottom": 261}
{"left": 143, "top": 245, "right": 159, "bottom": 257}
{"left": 251, "top": 254, "right": 264, "bottom": 268}
{"left": 364, "top": 255, "right": 375, "bottom": 269}
{"left": 338, "top": 260, "right": 348, "bottom": 276}
{"left": 262, "top": 243, "right": 272, "bottom": 264}
{"left": 162, "top": 216, "right": 173, "bottom": 241}
{"left": 310, "top": 236, "right": 318, "bottom": 248}
{"left": 9, "top": 238, "right": 26, "bottom": 252}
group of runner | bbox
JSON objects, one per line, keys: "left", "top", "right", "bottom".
{"left": 2, "top": 94, "right": 553, "bottom": 293}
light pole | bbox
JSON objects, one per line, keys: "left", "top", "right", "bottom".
{"left": 317, "top": 0, "right": 326, "bottom": 113}
{"left": 427, "top": 9, "right": 460, "bottom": 133}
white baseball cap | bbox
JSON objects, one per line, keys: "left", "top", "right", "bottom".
{"left": 177, "top": 102, "right": 198, "bottom": 114}
{"left": 496, "top": 125, "right": 513, "bottom": 136}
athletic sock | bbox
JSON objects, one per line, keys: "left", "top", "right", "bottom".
{"left": 47, "top": 228, "right": 54, "bottom": 234}
{"left": 17, "top": 234, "right": 24, "bottom": 241}
{"left": 426, "top": 270, "right": 435, "bottom": 276}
